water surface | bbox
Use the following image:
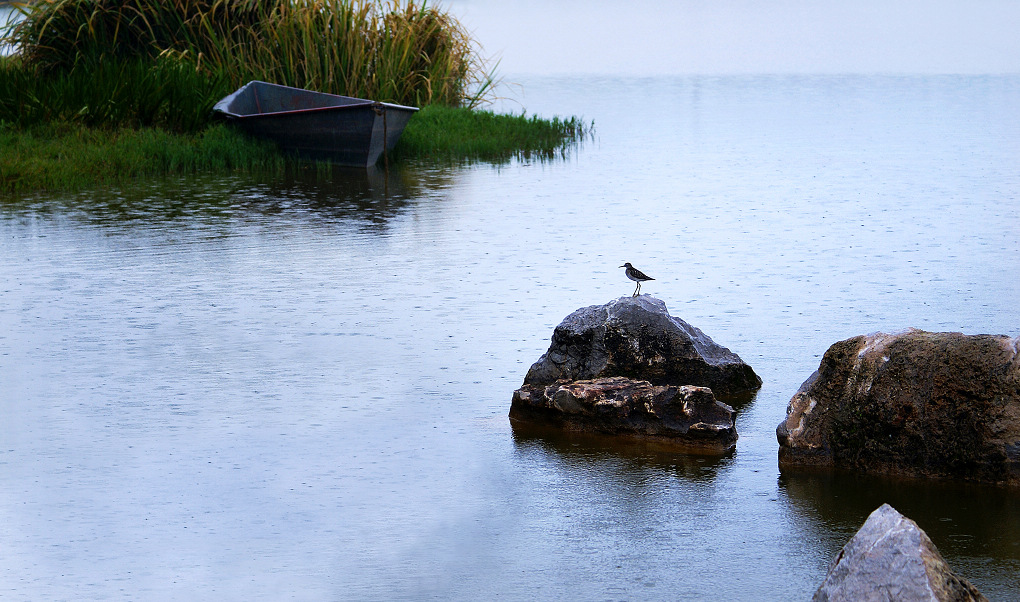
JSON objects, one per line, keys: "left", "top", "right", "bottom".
{"left": 2, "top": 75, "right": 1019, "bottom": 600}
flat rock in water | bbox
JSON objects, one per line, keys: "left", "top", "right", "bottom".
{"left": 523, "top": 296, "right": 761, "bottom": 400}
{"left": 814, "top": 503, "right": 986, "bottom": 602}
{"left": 777, "top": 329, "right": 1020, "bottom": 485}
{"left": 510, "top": 376, "right": 737, "bottom": 452}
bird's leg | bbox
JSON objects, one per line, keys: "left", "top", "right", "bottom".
{"left": 633, "top": 282, "right": 640, "bottom": 297}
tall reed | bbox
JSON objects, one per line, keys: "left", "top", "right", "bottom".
{"left": 4, "top": 0, "right": 494, "bottom": 108}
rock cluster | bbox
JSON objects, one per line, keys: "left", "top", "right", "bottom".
{"left": 778, "top": 329, "right": 1020, "bottom": 485}
{"left": 511, "top": 296, "right": 759, "bottom": 451}
{"left": 814, "top": 504, "right": 987, "bottom": 601}
{"left": 510, "top": 377, "right": 737, "bottom": 451}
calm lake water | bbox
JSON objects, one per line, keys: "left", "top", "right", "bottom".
{"left": 2, "top": 75, "right": 1019, "bottom": 600}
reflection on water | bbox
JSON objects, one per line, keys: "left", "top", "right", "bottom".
{"left": 2, "top": 163, "right": 453, "bottom": 228}
{"left": 511, "top": 419, "right": 732, "bottom": 481}
{"left": 779, "top": 472, "right": 1020, "bottom": 598}
{"left": 2, "top": 75, "right": 1019, "bottom": 600}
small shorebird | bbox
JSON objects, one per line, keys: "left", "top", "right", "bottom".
{"left": 620, "top": 263, "right": 654, "bottom": 297}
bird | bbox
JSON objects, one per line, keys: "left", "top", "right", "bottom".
{"left": 620, "top": 262, "right": 654, "bottom": 297}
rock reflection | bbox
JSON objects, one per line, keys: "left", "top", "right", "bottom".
{"left": 718, "top": 389, "right": 758, "bottom": 414}
{"left": 510, "top": 419, "right": 732, "bottom": 483}
{"left": 778, "top": 471, "right": 1020, "bottom": 563}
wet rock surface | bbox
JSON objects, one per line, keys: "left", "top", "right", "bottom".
{"left": 814, "top": 503, "right": 987, "bottom": 602}
{"left": 778, "top": 329, "right": 1020, "bottom": 485}
{"left": 510, "top": 377, "right": 737, "bottom": 451}
{"left": 523, "top": 296, "right": 761, "bottom": 399}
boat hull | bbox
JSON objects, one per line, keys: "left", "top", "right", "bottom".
{"left": 213, "top": 81, "right": 418, "bottom": 167}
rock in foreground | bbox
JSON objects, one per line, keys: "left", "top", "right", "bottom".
{"left": 510, "top": 376, "right": 737, "bottom": 451}
{"left": 523, "top": 296, "right": 761, "bottom": 399}
{"left": 814, "top": 503, "right": 986, "bottom": 601}
{"left": 778, "top": 329, "right": 1020, "bottom": 485}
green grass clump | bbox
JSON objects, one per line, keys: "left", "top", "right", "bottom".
{"left": 5, "top": 0, "right": 494, "bottom": 109}
{"left": 0, "top": 53, "right": 231, "bottom": 131}
{"left": 0, "top": 108, "right": 593, "bottom": 193}
{"left": 395, "top": 104, "right": 593, "bottom": 162}
{"left": 0, "top": 121, "right": 283, "bottom": 193}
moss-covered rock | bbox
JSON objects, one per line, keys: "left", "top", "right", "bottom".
{"left": 778, "top": 329, "right": 1020, "bottom": 486}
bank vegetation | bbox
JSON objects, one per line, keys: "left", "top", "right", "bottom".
{"left": 0, "top": 0, "right": 590, "bottom": 194}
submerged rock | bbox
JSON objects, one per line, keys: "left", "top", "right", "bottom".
{"left": 523, "top": 296, "right": 761, "bottom": 399}
{"left": 777, "top": 329, "right": 1020, "bottom": 485}
{"left": 510, "top": 376, "right": 737, "bottom": 451}
{"left": 814, "top": 503, "right": 986, "bottom": 601}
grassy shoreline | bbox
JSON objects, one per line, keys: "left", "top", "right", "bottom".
{"left": 0, "top": 0, "right": 590, "bottom": 195}
{"left": 0, "top": 107, "right": 592, "bottom": 195}
{"left": 0, "top": 123, "right": 282, "bottom": 195}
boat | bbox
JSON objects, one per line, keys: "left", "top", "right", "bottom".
{"left": 213, "top": 81, "right": 419, "bottom": 167}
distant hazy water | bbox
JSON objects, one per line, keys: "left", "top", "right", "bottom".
{"left": 2, "top": 76, "right": 1018, "bottom": 600}
{"left": 0, "top": 5, "right": 21, "bottom": 56}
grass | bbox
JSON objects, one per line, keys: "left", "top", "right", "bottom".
{"left": 0, "top": 122, "right": 284, "bottom": 193}
{"left": 0, "top": 110, "right": 593, "bottom": 194}
{"left": 394, "top": 104, "right": 592, "bottom": 162}
{"left": 2, "top": 0, "right": 494, "bottom": 130}
{"left": 6, "top": 0, "right": 493, "bottom": 108}
{"left": 0, "top": 54, "right": 231, "bottom": 132}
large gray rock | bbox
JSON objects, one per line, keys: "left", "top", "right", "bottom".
{"left": 777, "top": 329, "right": 1020, "bottom": 485}
{"left": 523, "top": 296, "right": 761, "bottom": 399}
{"left": 510, "top": 376, "right": 737, "bottom": 451}
{"left": 814, "top": 503, "right": 986, "bottom": 601}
